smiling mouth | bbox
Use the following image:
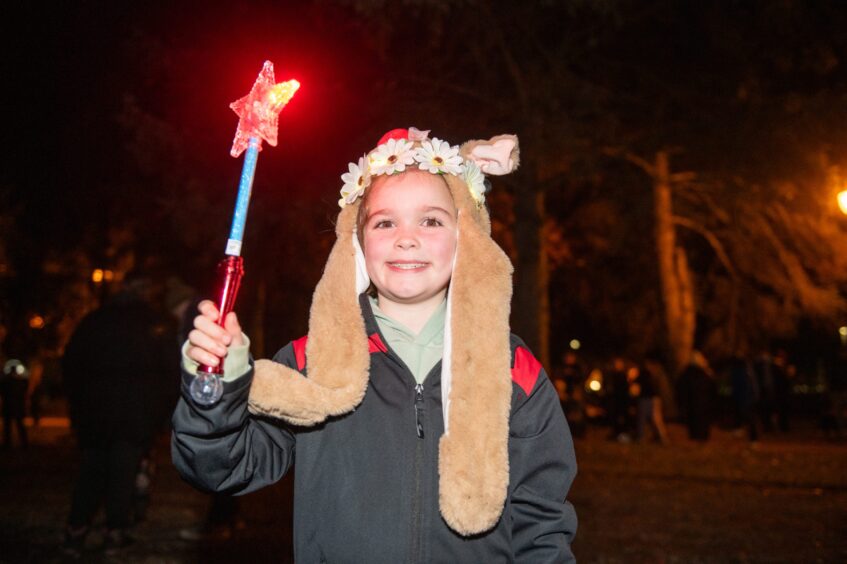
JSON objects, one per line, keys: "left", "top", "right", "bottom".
{"left": 388, "top": 262, "right": 428, "bottom": 270}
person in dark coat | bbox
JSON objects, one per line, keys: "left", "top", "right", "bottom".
{"left": 1, "top": 350, "right": 30, "bottom": 449}
{"left": 753, "top": 351, "right": 776, "bottom": 432}
{"left": 635, "top": 359, "right": 669, "bottom": 444}
{"left": 557, "top": 351, "right": 587, "bottom": 438}
{"left": 607, "top": 357, "right": 632, "bottom": 441}
{"left": 678, "top": 350, "right": 716, "bottom": 441}
{"left": 822, "top": 349, "right": 847, "bottom": 438}
{"left": 772, "top": 349, "right": 792, "bottom": 432}
{"left": 730, "top": 355, "right": 759, "bottom": 442}
{"left": 61, "top": 272, "right": 175, "bottom": 555}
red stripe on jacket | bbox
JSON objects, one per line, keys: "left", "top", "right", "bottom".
{"left": 292, "top": 336, "right": 308, "bottom": 371}
{"left": 511, "top": 346, "right": 542, "bottom": 396}
{"left": 368, "top": 333, "right": 388, "bottom": 354}
{"left": 290, "top": 333, "right": 387, "bottom": 372}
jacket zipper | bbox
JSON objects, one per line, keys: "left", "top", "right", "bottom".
{"left": 414, "top": 383, "right": 425, "bottom": 438}
{"left": 410, "top": 383, "right": 424, "bottom": 563}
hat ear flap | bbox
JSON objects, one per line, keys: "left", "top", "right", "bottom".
{"left": 460, "top": 134, "right": 520, "bottom": 176}
{"left": 248, "top": 203, "right": 370, "bottom": 425}
{"left": 438, "top": 176, "right": 514, "bottom": 535}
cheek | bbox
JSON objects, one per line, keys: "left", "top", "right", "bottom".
{"left": 363, "top": 233, "right": 390, "bottom": 262}
{"left": 427, "top": 232, "right": 457, "bottom": 263}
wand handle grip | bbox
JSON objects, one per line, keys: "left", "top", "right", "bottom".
{"left": 198, "top": 255, "right": 245, "bottom": 376}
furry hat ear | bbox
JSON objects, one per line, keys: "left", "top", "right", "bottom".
{"left": 437, "top": 176, "right": 513, "bottom": 535}
{"left": 460, "top": 134, "right": 520, "bottom": 176}
{"left": 248, "top": 203, "right": 370, "bottom": 425}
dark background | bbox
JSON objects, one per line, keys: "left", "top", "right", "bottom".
{"left": 3, "top": 0, "right": 847, "bottom": 382}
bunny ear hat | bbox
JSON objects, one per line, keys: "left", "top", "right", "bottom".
{"left": 247, "top": 128, "right": 519, "bottom": 535}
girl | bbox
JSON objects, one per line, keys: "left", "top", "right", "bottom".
{"left": 172, "top": 128, "right": 578, "bottom": 562}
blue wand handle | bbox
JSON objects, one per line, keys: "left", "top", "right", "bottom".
{"left": 225, "top": 136, "right": 261, "bottom": 256}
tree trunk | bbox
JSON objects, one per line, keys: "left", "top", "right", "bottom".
{"left": 674, "top": 245, "right": 696, "bottom": 369}
{"left": 654, "top": 150, "right": 695, "bottom": 375}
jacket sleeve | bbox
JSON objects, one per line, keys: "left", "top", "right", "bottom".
{"left": 170, "top": 344, "right": 297, "bottom": 495}
{"left": 508, "top": 343, "right": 578, "bottom": 563}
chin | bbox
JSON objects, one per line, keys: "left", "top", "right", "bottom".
{"left": 388, "top": 291, "right": 431, "bottom": 303}
{"left": 383, "top": 286, "right": 445, "bottom": 304}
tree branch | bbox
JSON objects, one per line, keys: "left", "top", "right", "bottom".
{"left": 602, "top": 147, "right": 655, "bottom": 176}
{"left": 671, "top": 215, "right": 738, "bottom": 280}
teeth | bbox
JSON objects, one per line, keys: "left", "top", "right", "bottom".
{"left": 390, "top": 263, "right": 426, "bottom": 269}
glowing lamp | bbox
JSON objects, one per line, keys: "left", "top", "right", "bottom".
{"left": 91, "top": 269, "right": 104, "bottom": 283}
{"left": 191, "top": 61, "right": 300, "bottom": 406}
{"left": 29, "top": 315, "right": 45, "bottom": 330}
{"left": 838, "top": 189, "right": 847, "bottom": 215}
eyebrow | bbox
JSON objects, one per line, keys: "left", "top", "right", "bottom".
{"left": 423, "top": 206, "right": 454, "bottom": 216}
{"left": 367, "top": 205, "right": 454, "bottom": 222}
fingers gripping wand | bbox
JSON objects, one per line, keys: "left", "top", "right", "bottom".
{"left": 190, "top": 61, "right": 299, "bottom": 405}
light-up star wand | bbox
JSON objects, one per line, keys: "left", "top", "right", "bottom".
{"left": 190, "top": 61, "right": 299, "bottom": 405}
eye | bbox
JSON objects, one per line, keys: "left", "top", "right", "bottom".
{"left": 421, "top": 217, "right": 443, "bottom": 227}
{"left": 372, "top": 219, "right": 394, "bottom": 229}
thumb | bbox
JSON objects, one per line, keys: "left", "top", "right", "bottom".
{"left": 223, "top": 312, "right": 245, "bottom": 347}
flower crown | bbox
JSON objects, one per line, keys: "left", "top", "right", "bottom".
{"left": 338, "top": 127, "right": 487, "bottom": 208}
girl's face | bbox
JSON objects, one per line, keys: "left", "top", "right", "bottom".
{"left": 362, "top": 170, "right": 458, "bottom": 308}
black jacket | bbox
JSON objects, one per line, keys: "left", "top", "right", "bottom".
{"left": 63, "top": 296, "right": 177, "bottom": 446}
{"left": 172, "top": 303, "right": 577, "bottom": 563}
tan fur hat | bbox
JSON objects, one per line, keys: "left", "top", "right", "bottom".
{"left": 247, "top": 128, "right": 519, "bottom": 535}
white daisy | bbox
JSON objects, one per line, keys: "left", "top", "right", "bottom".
{"left": 463, "top": 160, "right": 487, "bottom": 204}
{"left": 414, "top": 137, "right": 464, "bottom": 175}
{"left": 368, "top": 138, "right": 416, "bottom": 176}
{"left": 339, "top": 156, "right": 369, "bottom": 207}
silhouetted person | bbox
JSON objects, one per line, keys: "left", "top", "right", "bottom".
{"left": 635, "top": 359, "right": 669, "bottom": 444}
{"left": 823, "top": 350, "right": 847, "bottom": 438}
{"left": 62, "top": 272, "right": 175, "bottom": 556}
{"left": 730, "top": 355, "right": 759, "bottom": 443}
{"left": 556, "top": 352, "right": 587, "bottom": 438}
{"left": 772, "top": 349, "right": 792, "bottom": 432}
{"left": 1, "top": 351, "right": 30, "bottom": 450}
{"left": 753, "top": 351, "right": 776, "bottom": 432}
{"left": 678, "top": 351, "right": 716, "bottom": 441}
{"left": 607, "top": 357, "right": 632, "bottom": 441}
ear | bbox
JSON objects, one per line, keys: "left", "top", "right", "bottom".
{"left": 460, "top": 134, "right": 520, "bottom": 176}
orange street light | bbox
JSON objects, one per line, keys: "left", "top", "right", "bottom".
{"left": 839, "top": 189, "right": 847, "bottom": 215}
{"left": 29, "top": 315, "right": 45, "bottom": 329}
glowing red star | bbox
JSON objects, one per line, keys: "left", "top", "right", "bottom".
{"left": 229, "top": 60, "right": 300, "bottom": 157}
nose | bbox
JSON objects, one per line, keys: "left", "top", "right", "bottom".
{"left": 395, "top": 226, "right": 418, "bottom": 250}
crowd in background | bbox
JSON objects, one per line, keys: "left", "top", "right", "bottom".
{"left": 550, "top": 344, "right": 847, "bottom": 445}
